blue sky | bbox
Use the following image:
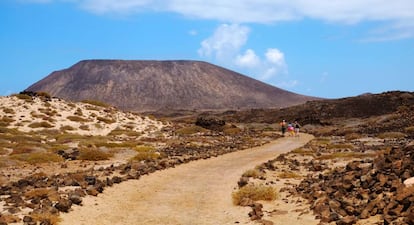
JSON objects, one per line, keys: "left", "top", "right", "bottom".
{"left": 1, "top": 0, "right": 413, "bottom": 98}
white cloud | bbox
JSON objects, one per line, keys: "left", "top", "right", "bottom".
{"left": 25, "top": 0, "right": 414, "bottom": 40}
{"left": 235, "top": 49, "right": 260, "bottom": 68}
{"left": 198, "top": 24, "right": 288, "bottom": 82}
{"left": 265, "top": 48, "right": 285, "bottom": 66}
{"left": 197, "top": 24, "right": 250, "bottom": 62}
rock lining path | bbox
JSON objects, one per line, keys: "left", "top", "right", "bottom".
{"left": 60, "top": 134, "right": 313, "bottom": 225}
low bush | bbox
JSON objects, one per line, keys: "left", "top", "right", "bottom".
{"left": 2, "top": 108, "right": 15, "bottom": 114}
{"left": 278, "top": 171, "right": 302, "bottom": 179}
{"left": 232, "top": 184, "right": 278, "bottom": 205}
{"left": 28, "top": 121, "right": 54, "bottom": 128}
{"left": 78, "top": 148, "right": 112, "bottom": 161}
{"left": 31, "top": 212, "right": 61, "bottom": 225}
{"left": 242, "top": 169, "right": 263, "bottom": 178}
{"left": 97, "top": 116, "right": 115, "bottom": 124}
{"left": 67, "top": 116, "right": 90, "bottom": 122}
{"left": 10, "top": 152, "right": 63, "bottom": 164}
{"left": 176, "top": 126, "right": 208, "bottom": 135}
{"left": 81, "top": 99, "right": 110, "bottom": 108}
{"left": 316, "top": 152, "right": 377, "bottom": 160}
{"left": 378, "top": 131, "right": 406, "bottom": 139}
{"left": 24, "top": 188, "right": 59, "bottom": 201}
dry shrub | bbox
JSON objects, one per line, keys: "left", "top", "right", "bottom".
{"left": 232, "top": 184, "right": 278, "bottom": 205}
{"left": 28, "top": 121, "right": 54, "bottom": 128}
{"left": 78, "top": 148, "right": 112, "bottom": 161}
{"left": 378, "top": 132, "right": 406, "bottom": 139}
{"left": 1, "top": 116, "right": 15, "bottom": 124}
{"left": 60, "top": 125, "right": 75, "bottom": 132}
{"left": 10, "top": 144, "right": 36, "bottom": 155}
{"left": 67, "top": 115, "right": 89, "bottom": 122}
{"left": 291, "top": 147, "right": 314, "bottom": 156}
{"left": 326, "top": 143, "right": 354, "bottom": 150}
{"left": 405, "top": 126, "right": 414, "bottom": 136}
{"left": 131, "top": 145, "right": 160, "bottom": 161}
{"left": 10, "top": 152, "right": 63, "bottom": 164}
{"left": 81, "top": 99, "right": 110, "bottom": 108}
{"left": 242, "top": 169, "right": 263, "bottom": 178}
{"left": 345, "top": 133, "right": 363, "bottom": 140}
{"left": 3, "top": 108, "right": 15, "bottom": 114}
{"left": 176, "top": 126, "right": 208, "bottom": 135}
{"left": 31, "top": 212, "right": 61, "bottom": 225}
{"left": 24, "top": 188, "right": 59, "bottom": 201}
{"left": 0, "top": 214, "right": 21, "bottom": 224}
{"left": 13, "top": 93, "right": 32, "bottom": 101}
{"left": 223, "top": 127, "right": 242, "bottom": 135}
{"left": 316, "top": 152, "right": 377, "bottom": 160}
{"left": 97, "top": 116, "right": 115, "bottom": 124}
{"left": 278, "top": 171, "right": 302, "bottom": 179}
{"left": 79, "top": 124, "right": 89, "bottom": 130}
{"left": 108, "top": 129, "right": 141, "bottom": 137}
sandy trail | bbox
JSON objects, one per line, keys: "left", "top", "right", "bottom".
{"left": 60, "top": 134, "right": 313, "bottom": 225}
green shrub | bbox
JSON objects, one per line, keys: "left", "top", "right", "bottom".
{"left": 232, "top": 184, "right": 278, "bottom": 205}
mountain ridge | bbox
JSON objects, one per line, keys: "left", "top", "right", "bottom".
{"left": 26, "top": 60, "right": 319, "bottom": 112}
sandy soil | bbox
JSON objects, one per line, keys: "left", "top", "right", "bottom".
{"left": 59, "top": 134, "right": 314, "bottom": 225}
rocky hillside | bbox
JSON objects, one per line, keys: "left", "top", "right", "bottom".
{"left": 26, "top": 60, "right": 317, "bottom": 112}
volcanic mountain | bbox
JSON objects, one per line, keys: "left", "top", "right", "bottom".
{"left": 26, "top": 60, "right": 317, "bottom": 112}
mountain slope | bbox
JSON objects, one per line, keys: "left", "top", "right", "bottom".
{"left": 26, "top": 60, "right": 317, "bottom": 112}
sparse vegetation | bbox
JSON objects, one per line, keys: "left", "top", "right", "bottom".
{"left": 176, "top": 125, "right": 208, "bottom": 135}
{"left": 10, "top": 152, "right": 63, "bottom": 164}
{"left": 278, "top": 171, "right": 302, "bottom": 179}
{"left": 78, "top": 148, "right": 112, "bottom": 161}
{"left": 28, "top": 121, "right": 54, "bottom": 128}
{"left": 377, "top": 131, "right": 406, "bottom": 139}
{"left": 316, "top": 152, "right": 377, "bottom": 160}
{"left": 232, "top": 184, "right": 278, "bottom": 205}
{"left": 81, "top": 99, "right": 110, "bottom": 108}
{"left": 31, "top": 212, "right": 61, "bottom": 225}
{"left": 97, "top": 116, "right": 115, "bottom": 124}
{"left": 242, "top": 168, "right": 263, "bottom": 178}
{"left": 67, "top": 115, "right": 90, "bottom": 122}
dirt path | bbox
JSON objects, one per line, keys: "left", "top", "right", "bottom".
{"left": 59, "top": 134, "right": 314, "bottom": 225}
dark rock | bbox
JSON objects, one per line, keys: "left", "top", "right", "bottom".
{"left": 54, "top": 198, "right": 72, "bottom": 212}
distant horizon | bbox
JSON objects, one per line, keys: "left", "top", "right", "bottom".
{"left": 1, "top": 1, "right": 413, "bottom": 98}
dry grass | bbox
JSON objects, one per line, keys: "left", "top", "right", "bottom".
{"left": 377, "top": 132, "right": 406, "bottom": 139}
{"left": 278, "top": 171, "right": 302, "bottom": 179}
{"left": 2, "top": 108, "right": 15, "bottom": 114}
{"left": 291, "top": 147, "right": 314, "bottom": 156}
{"left": 242, "top": 169, "right": 263, "bottom": 178}
{"left": 24, "top": 188, "right": 59, "bottom": 201}
{"left": 31, "top": 212, "right": 61, "bottom": 225}
{"left": 78, "top": 148, "right": 112, "bottom": 161}
{"left": 176, "top": 126, "right": 208, "bottom": 135}
{"left": 345, "top": 132, "right": 363, "bottom": 140}
{"left": 28, "top": 121, "right": 54, "bottom": 128}
{"left": 67, "top": 115, "right": 90, "bottom": 122}
{"left": 97, "top": 116, "right": 116, "bottom": 124}
{"left": 130, "top": 145, "right": 160, "bottom": 161}
{"left": 326, "top": 143, "right": 354, "bottom": 150}
{"left": 81, "top": 99, "right": 110, "bottom": 108}
{"left": 10, "top": 152, "right": 63, "bottom": 164}
{"left": 108, "top": 129, "right": 141, "bottom": 137}
{"left": 405, "top": 126, "right": 414, "bottom": 135}
{"left": 232, "top": 184, "right": 278, "bottom": 205}
{"left": 316, "top": 152, "right": 377, "bottom": 160}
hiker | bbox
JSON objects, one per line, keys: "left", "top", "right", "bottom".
{"left": 280, "top": 120, "right": 287, "bottom": 136}
{"left": 294, "top": 121, "right": 301, "bottom": 137}
{"left": 287, "top": 122, "right": 295, "bottom": 136}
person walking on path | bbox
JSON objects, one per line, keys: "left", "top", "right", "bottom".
{"left": 294, "top": 121, "right": 301, "bottom": 137}
{"left": 280, "top": 120, "right": 287, "bottom": 136}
